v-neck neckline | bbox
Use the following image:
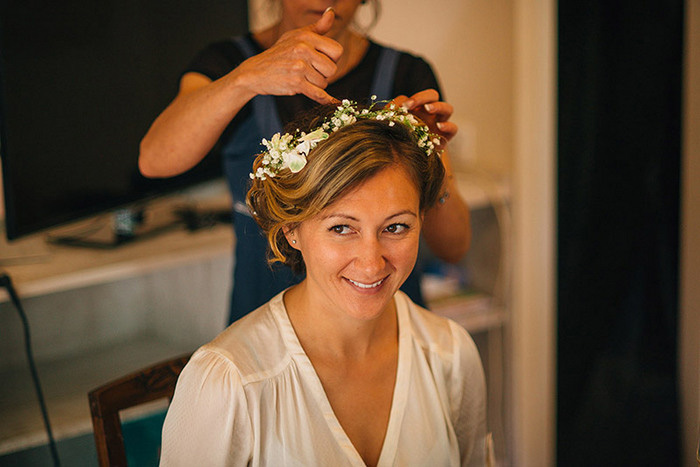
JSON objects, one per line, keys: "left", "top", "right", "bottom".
{"left": 271, "top": 291, "right": 412, "bottom": 466}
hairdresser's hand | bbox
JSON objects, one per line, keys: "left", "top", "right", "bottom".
{"left": 393, "top": 89, "right": 458, "bottom": 145}
{"left": 235, "top": 8, "right": 342, "bottom": 104}
{"left": 395, "top": 90, "right": 469, "bottom": 262}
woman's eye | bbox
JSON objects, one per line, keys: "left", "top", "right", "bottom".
{"left": 329, "top": 225, "right": 351, "bottom": 235}
{"left": 385, "top": 223, "right": 409, "bottom": 234}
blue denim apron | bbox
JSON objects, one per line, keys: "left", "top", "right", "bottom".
{"left": 223, "top": 36, "right": 423, "bottom": 324}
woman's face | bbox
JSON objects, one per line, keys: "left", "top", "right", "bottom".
{"left": 288, "top": 164, "right": 421, "bottom": 322}
{"left": 280, "top": 0, "right": 364, "bottom": 37}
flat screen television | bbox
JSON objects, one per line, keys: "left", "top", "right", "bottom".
{"left": 0, "top": 0, "right": 247, "bottom": 241}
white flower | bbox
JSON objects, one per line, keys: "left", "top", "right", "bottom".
{"left": 340, "top": 113, "right": 356, "bottom": 124}
{"left": 284, "top": 150, "right": 307, "bottom": 173}
{"left": 295, "top": 140, "right": 311, "bottom": 156}
{"left": 298, "top": 128, "right": 328, "bottom": 147}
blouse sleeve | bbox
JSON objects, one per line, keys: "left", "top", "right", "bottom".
{"left": 448, "top": 322, "right": 494, "bottom": 466}
{"left": 160, "top": 348, "right": 253, "bottom": 466}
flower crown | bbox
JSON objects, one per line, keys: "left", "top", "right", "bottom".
{"left": 250, "top": 97, "right": 442, "bottom": 180}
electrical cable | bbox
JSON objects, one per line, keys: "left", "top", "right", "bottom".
{"left": 0, "top": 273, "right": 61, "bottom": 467}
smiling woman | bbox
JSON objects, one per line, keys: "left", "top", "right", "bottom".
{"left": 247, "top": 101, "right": 444, "bottom": 275}
{"left": 284, "top": 165, "right": 422, "bottom": 324}
{"left": 159, "top": 102, "right": 492, "bottom": 466}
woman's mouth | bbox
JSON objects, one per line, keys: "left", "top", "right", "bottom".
{"left": 346, "top": 277, "right": 385, "bottom": 289}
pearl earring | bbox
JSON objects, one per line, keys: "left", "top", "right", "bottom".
{"left": 292, "top": 240, "right": 297, "bottom": 244}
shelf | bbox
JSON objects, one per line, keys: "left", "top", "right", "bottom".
{"left": 428, "top": 293, "right": 508, "bottom": 333}
{"left": 0, "top": 197, "right": 234, "bottom": 304}
{"left": 453, "top": 170, "right": 510, "bottom": 210}
{"left": 0, "top": 335, "right": 194, "bottom": 455}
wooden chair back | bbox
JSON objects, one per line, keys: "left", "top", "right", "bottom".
{"left": 88, "top": 353, "right": 191, "bottom": 466}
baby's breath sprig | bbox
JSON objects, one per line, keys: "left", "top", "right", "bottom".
{"left": 250, "top": 97, "right": 442, "bottom": 180}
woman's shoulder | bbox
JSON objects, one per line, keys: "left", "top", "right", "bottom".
{"left": 192, "top": 297, "right": 293, "bottom": 384}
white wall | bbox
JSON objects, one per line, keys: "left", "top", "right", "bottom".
{"left": 511, "top": 0, "right": 556, "bottom": 464}
{"left": 367, "top": 1, "right": 514, "bottom": 175}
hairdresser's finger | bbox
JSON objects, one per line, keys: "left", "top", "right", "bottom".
{"left": 402, "top": 89, "right": 440, "bottom": 110}
{"left": 301, "top": 81, "right": 338, "bottom": 105}
{"left": 423, "top": 101, "right": 454, "bottom": 121}
{"left": 302, "top": 62, "right": 338, "bottom": 92}
{"left": 279, "top": 30, "right": 342, "bottom": 70}
{"left": 312, "top": 7, "right": 336, "bottom": 36}
{"left": 307, "top": 51, "right": 339, "bottom": 80}
{"left": 436, "top": 121, "right": 458, "bottom": 141}
{"left": 391, "top": 95, "right": 415, "bottom": 110}
{"left": 276, "top": 9, "right": 342, "bottom": 64}
{"left": 309, "top": 8, "right": 343, "bottom": 61}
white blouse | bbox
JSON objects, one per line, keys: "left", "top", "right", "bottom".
{"left": 160, "top": 291, "right": 491, "bottom": 466}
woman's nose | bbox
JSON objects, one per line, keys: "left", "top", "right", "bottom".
{"left": 355, "top": 237, "right": 386, "bottom": 275}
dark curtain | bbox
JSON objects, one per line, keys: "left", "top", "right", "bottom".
{"left": 557, "top": 1, "right": 682, "bottom": 465}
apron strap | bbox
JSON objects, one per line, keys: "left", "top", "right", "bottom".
{"left": 370, "top": 45, "right": 400, "bottom": 100}
{"left": 232, "top": 35, "right": 284, "bottom": 138}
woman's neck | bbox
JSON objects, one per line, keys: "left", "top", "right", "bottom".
{"left": 283, "top": 282, "right": 398, "bottom": 361}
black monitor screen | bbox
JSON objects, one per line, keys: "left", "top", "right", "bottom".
{"left": 0, "top": 0, "right": 247, "bottom": 240}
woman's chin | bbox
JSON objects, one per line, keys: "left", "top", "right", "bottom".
{"left": 338, "top": 278, "right": 398, "bottom": 320}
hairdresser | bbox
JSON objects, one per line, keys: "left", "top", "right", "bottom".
{"left": 139, "top": 1, "right": 470, "bottom": 324}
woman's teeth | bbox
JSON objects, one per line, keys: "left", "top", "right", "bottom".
{"left": 348, "top": 278, "right": 384, "bottom": 289}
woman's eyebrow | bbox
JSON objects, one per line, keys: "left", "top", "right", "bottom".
{"left": 320, "top": 210, "right": 418, "bottom": 222}
{"left": 320, "top": 213, "right": 359, "bottom": 222}
{"left": 387, "top": 210, "right": 418, "bottom": 220}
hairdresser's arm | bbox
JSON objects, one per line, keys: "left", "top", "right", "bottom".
{"left": 138, "top": 9, "right": 342, "bottom": 178}
{"left": 422, "top": 147, "right": 471, "bottom": 263}
{"left": 394, "top": 90, "right": 471, "bottom": 263}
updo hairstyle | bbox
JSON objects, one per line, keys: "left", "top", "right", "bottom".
{"left": 246, "top": 104, "right": 445, "bottom": 274}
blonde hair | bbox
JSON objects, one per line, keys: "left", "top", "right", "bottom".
{"left": 246, "top": 105, "right": 445, "bottom": 274}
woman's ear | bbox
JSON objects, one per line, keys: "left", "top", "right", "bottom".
{"left": 282, "top": 226, "right": 300, "bottom": 250}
